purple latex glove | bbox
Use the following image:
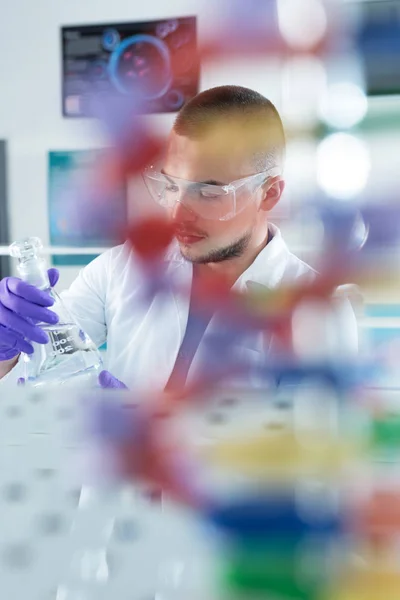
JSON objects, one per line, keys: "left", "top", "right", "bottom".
{"left": 0, "top": 269, "right": 60, "bottom": 361}
{"left": 98, "top": 370, "right": 128, "bottom": 389}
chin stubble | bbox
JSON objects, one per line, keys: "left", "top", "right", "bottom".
{"left": 181, "top": 232, "right": 252, "bottom": 264}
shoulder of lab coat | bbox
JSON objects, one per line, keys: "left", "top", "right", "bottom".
{"left": 59, "top": 241, "right": 187, "bottom": 350}
{"left": 236, "top": 223, "right": 359, "bottom": 358}
{"left": 238, "top": 223, "right": 318, "bottom": 290}
{"left": 60, "top": 243, "right": 136, "bottom": 348}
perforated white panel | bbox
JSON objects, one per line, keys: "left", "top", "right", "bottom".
{"left": 0, "top": 387, "right": 227, "bottom": 600}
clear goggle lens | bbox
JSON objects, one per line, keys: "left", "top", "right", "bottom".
{"left": 143, "top": 166, "right": 279, "bottom": 221}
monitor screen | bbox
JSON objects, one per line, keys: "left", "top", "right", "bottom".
{"left": 61, "top": 16, "right": 199, "bottom": 117}
{"left": 354, "top": 0, "right": 400, "bottom": 96}
{"left": 48, "top": 150, "right": 126, "bottom": 265}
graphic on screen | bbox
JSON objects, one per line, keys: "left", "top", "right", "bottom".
{"left": 48, "top": 150, "right": 126, "bottom": 265}
{"left": 61, "top": 16, "right": 199, "bottom": 117}
{"left": 354, "top": 0, "right": 400, "bottom": 96}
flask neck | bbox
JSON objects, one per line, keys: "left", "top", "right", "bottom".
{"left": 17, "top": 257, "right": 50, "bottom": 290}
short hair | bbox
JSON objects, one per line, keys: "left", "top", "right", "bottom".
{"left": 173, "top": 85, "right": 286, "bottom": 171}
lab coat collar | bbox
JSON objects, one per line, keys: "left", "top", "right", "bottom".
{"left": 164, "top": 223, "right": 296, "bottom": 291}
{"left": 235, "top": 223, "right": 293, "bottom": 291}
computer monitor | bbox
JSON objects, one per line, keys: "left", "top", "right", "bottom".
{"left": 353, "top": 0, "right": 400, "bottom": 96}
{"left": 61, "top": 16, "right": 199, "bottom": 117}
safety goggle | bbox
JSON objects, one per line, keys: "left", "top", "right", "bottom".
{"left": 142, "top": 165, "right": 281, "bottom": 221}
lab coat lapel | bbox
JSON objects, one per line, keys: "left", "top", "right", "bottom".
{"left": 162, "top": 251, "right": 193, "bottom": 377}
{"left": 126, "top": 250, "right": 192, "bottom": 392}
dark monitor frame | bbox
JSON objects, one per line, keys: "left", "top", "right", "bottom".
{"left": 60, "top": 16, "right": 199, "bottom": 118}
{"left": 0, "top": 141, "right": 10, "bottom": 279}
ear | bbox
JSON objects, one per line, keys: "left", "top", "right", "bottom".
{"left": 260, "top": 177, "right": 285, "bottom": 212}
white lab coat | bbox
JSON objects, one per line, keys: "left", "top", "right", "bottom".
{"left": 0, "top": 224, "right": 358, "bottom": 392}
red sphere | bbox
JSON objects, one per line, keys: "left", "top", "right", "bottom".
{"left": 127, "top": 215, "right": 176, "bottom": 260}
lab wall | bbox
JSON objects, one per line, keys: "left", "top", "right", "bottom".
{"left": 0, "top": 0, "right": 283, "bottom": 289}
{"left": 0, "top": 0, "right": 399, "bottom": 294}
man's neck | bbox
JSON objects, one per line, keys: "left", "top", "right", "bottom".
{"left": 193, "top": 228, "right": 270, "bottom": 288}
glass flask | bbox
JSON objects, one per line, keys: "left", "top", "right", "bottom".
{"left": 9, "top": 237, "right": 103, "bottom": 388}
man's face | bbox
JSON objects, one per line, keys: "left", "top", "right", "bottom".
{"left": 163, "top": 131, "right": 272, "bottom": 263}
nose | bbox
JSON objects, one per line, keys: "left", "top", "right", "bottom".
{"left": 171, "top": 198, "right": 197, "bottom": 223}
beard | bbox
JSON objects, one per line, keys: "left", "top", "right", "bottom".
{"left": 180, "top": 231, "right": 252, "bottom": 264}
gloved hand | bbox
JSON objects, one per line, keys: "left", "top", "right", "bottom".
{"left": 98, "top": 370, "right": 128, "bottom": 389}
{"left": 0, "top": 269, "right": 60, "bottom": 361}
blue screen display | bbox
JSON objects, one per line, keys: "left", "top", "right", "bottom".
{"left": 61, "top": 16, "right": 199, "bottom": 117}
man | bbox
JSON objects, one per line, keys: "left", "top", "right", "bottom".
{"left": 0, "top": 86, "right": 358, "bottom": 390}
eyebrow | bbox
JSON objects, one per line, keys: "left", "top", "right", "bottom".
{"left": 161, "top": 169, "right": 225, "bottom": 186}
